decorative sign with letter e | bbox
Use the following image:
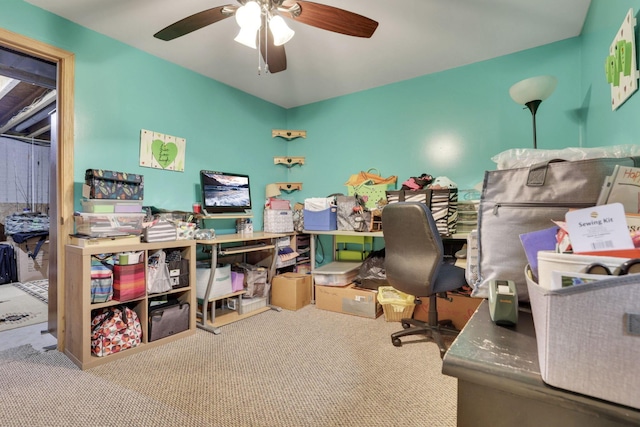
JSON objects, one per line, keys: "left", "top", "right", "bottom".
{"left": 139, "top": 129, "right": 185, "bottom": 172}
{"left": 606, "top": 8, "right": 639, "bottom": 111}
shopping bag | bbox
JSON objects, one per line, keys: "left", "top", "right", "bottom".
{"left": 345, "top": 168, "right": 397, "bottom": 209}
{"left": 147, "top": 250, "right": 172, "bottom": 294}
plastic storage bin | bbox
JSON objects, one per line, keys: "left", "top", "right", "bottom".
{"left": 238, "top": 296, "right": 268, "bottom": 315}
{"left": 313, "top": 261, "right": 359, "bottom": 286}
{"left": 81, "top": 199, "right": 143, "bottom": 213}
{"left": 377, "top": 286, "right": 416, "bottom": 322}
{"left": 74, "top": 213, "right": 145, "bottom": 237}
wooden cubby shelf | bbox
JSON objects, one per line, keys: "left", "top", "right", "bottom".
{"left": 64, "top": 240, "right": 197, "bottom": 370}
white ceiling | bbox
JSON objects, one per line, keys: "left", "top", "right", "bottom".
{"left": 25, "top": 0, "right": 591, "bottom": 109}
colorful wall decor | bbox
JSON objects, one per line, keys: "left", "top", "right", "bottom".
{"left": 606, "top": 8, "right": 639, "bottom": 111}
{"left": 139, "top": 129, "right": 186, "bottom": 172}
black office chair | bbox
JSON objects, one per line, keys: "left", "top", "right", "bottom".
{"left": 382, "top": 202, "right": 467, "bottom": 358}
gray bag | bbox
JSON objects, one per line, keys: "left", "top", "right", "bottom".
{"left": 336, "top": 195, "right": 370, "bottom": 232}
{"left": 475, "top": 156, "right": 640, "bottom": 302}
{"left": 148, "top": 300, "right": 190, "bottom": 342}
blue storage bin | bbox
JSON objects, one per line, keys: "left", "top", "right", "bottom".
{"left": 303, "top": 207, "right": 337, "bottom": 231}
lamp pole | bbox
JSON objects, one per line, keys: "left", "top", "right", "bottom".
{"left": 525, "top": 99, "right": 542, "bottom": 149}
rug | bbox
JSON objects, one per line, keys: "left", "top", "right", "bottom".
{"left": 0, "top": 284, "right": 47, "bottom": 332}
{"left": 13, "top": 279, "right": 48, "bottom": 303}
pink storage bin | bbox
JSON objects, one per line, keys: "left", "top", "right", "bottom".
{"left": 269, "top": 198, "right": 291, "bottom": 210}
{"left": 231, "top": 271, "right": 245, "bottom": 292}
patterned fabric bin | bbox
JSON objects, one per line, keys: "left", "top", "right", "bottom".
{"left": 85, "top": 169, "right": 144, "bottom": 200}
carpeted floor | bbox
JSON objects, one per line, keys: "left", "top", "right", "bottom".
{"left": 0, "top": 283, "right": 47, "bottom": 332}
{"left": 0, "top": 305, "right": 458, "bottom": 426}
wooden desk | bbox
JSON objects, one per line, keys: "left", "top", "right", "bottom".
{"left": 303, "top": 229, "right": 467, "bottom": 272}
{"left": 196, "top": 231, "right": 285, "bottom": 334}
{"left": 442, "top": 301, "right": 640, "bottom": 427}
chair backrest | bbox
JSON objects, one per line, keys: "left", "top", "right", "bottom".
{"left": 382, "top": 202, "right": 443, "bottom": 297}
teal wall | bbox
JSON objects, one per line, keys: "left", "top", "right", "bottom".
{"left": 285, "top": 37, "right": 582, "bottom": 195}
{"left": 1, "top": 0, "right": 288, "bottom": 233}
{"left": 3, "top": 0, "right": 639, "bottom": 232}
{"left": 580, "top": 1, "right": 640, "bottom": 147}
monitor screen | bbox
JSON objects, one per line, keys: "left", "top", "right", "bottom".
{"left": 200, "top": 170, "right": 252, "bottom": 214}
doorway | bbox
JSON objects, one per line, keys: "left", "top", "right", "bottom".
{"left": 0, "top": 28, "right": 74, "bottom": 351}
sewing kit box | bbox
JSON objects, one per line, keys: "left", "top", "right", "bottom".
{"left": 8, "top": 236, "right": 49, "bottom": 282}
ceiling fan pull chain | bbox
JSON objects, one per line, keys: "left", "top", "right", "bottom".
{"left": 264, "top": 13, "right": 270, "bottom": 74}
{"left": 257, "top": 14, "right": 262, "bottom": 75}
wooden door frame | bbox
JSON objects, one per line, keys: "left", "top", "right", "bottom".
{"left": 0, "top": 28, "right": 74, "bottom": 351}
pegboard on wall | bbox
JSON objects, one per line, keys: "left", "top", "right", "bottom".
{"left": 0, "top": 136, "right": 49, "bottom": 206}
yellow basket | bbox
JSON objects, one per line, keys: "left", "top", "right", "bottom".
{"left": 377, "top": 286, "right": 416, "bottom": 322}
{"left": 382, "top": 303, "right": 416, "bottom": 322}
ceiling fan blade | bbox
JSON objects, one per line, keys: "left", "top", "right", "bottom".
{"left": 259, "top": 26, "right": 287, "bottom": 73}
{"left": 284, "top": 1, "right": 378, "bottom": 38}
{"left": 154, "top": 5, "right": 237, "bottom": 41}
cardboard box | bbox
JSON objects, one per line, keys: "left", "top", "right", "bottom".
{"left": 271, "top": 272, "right": 312, "bottom": 311}
{"left": 315, "top": 283, "right": 382, "bottom": 319}
{"left": 413, "top": 292, "right": 482, "bottom": 330}
{"left": 10, "top": 237, "right": 49, "bottom": 282}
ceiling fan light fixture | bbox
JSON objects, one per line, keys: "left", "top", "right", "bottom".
{"left": 235, "top": 1, "right": 261, "bottom": 29}
{"left": 234, "top": 1, "right": 262, "bottom": 49}
{"left": 269, "top": 15, "right": 295, "bottom": 46}
{"left": 234, "top": 27, "right": 259, "bottom": 49}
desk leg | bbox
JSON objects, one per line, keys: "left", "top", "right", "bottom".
{"left": 309, "top": 235, "right": 316, "bottom": 303}
{"left": 197, "top": 243, "right": 221, "bottom": 335}
{"left": 268, "top": 237, "right": 282, "bottom": 313}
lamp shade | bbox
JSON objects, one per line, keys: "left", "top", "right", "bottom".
{"left": 235, "top": 1, "right": 261, "bottom": 29}
{"left": 234, "top": 27, "right": 259, "bottom": 49}
{"left": 509, "top": 75, "right": 558, "bottom": 105}
{"left": 270, "top": 15, "right": 294, "bottom": 46}
{"left": 266, "top": 183, "right": 281, "bottom": 198}
{"left": 234, "top": 1, "right": 261, "bottom": 49}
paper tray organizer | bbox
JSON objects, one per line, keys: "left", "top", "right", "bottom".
{"left": 525, "top": 266, "right": 640, "bottom": 410}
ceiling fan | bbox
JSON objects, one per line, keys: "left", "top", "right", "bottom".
{"left": 154, "top": 0, "right": 378, "bottom": 73}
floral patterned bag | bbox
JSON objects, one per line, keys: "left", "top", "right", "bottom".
{"left": 91, "top": 306, "right": 142, "bottom": 357}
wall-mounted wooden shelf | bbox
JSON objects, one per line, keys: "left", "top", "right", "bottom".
{"left": 272, "top": 129, "right": 306, "bottom": 140}
{"left": 276, "top": 182, "right": 302, "bottom": 192}
{"left": 274, "top": 156, "right": 305, "bottom": 167}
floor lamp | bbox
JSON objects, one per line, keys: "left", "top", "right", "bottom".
{"left": 509, "top": 76, "right": 558, "bottom": 149}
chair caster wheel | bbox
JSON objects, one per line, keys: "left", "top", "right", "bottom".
{"left": 392, "top": 337, "right": 402, "bottom": 347}
{"left": 401, "top": 321, "right": 411, "bottom": 329}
